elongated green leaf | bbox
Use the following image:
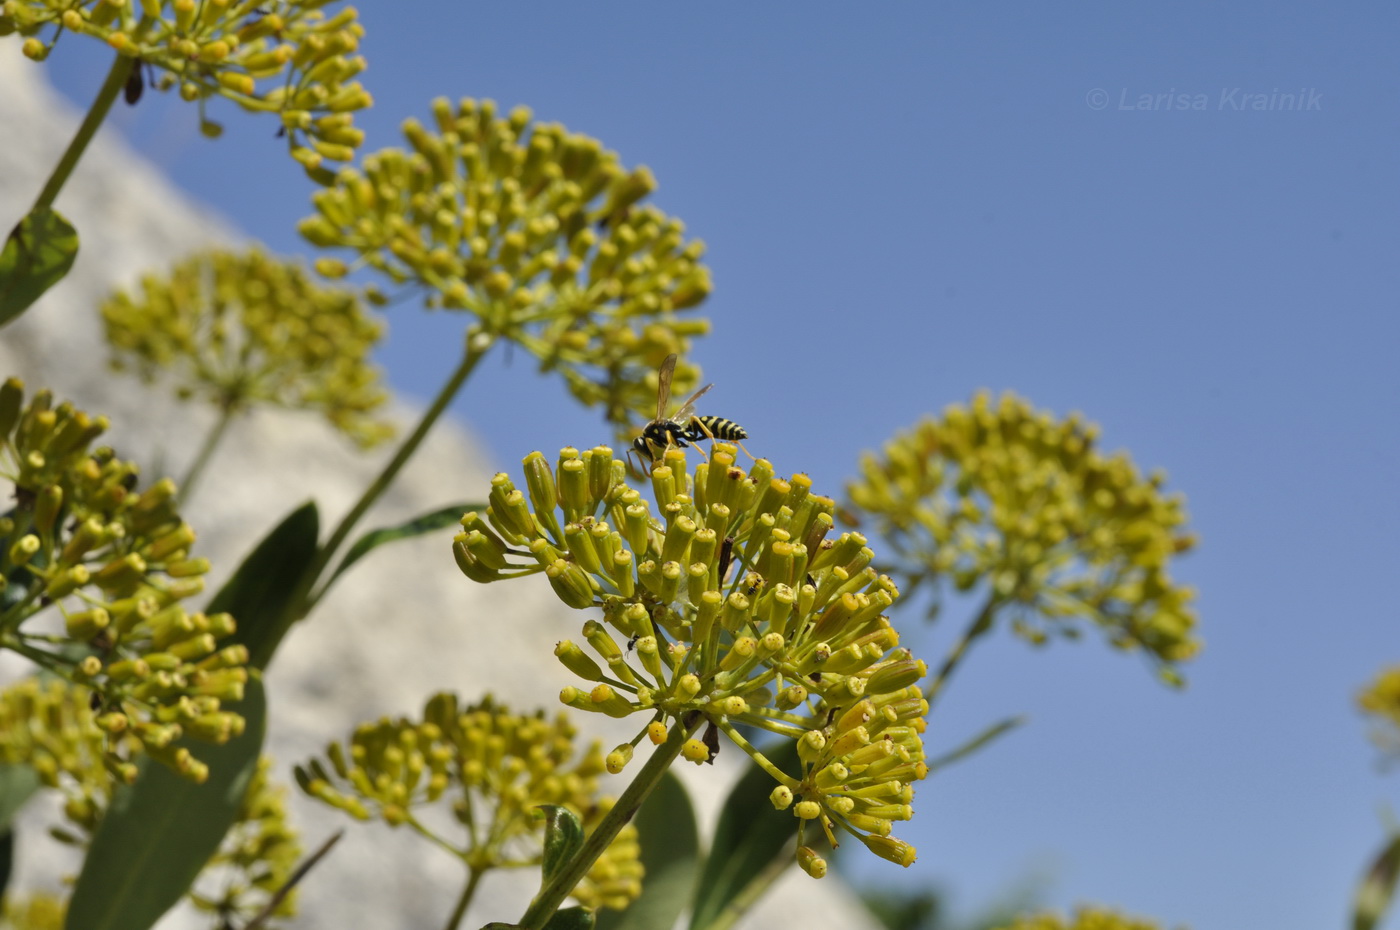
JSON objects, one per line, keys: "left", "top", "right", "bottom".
{"left": 595, "top": 771, "right": 698, "bottom": 930}
{"left": 0, "top": 207, "right": 79, "bottom": 326}
{"left": 1354, "top": 830, "right": 1400, "bottom": 930}
{"left": 924, "top": 715, "right": 1025, "bottom": 775}
{"left": 64, "top": 676, "right": 268, "bottom": 930}
{"left": 543, "top": 906, "right": 595, "bottom": 930}
{"left": 539, "top": 804, "right": 585, "bottom": 885}
{"left": 325, "top": 501, "right": 483, "bottom": 591}
{"left": 0, "top": 763, "right": 39, "bottom": 830}
{"left": 210, "top": 502, "right": 319, "bottom": 669}
{"left": 690, "top": 741, "right": 801, "bottom": 930}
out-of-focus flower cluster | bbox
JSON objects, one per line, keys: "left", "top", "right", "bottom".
{"left": 453, "top": 444, "right": 929, "bottom": 876}
{"left": 299, "top": 97, "right": 713, "bottom": 431}
{"left": 991, "top": 907, "right": 1176, "bottom": 930}
{"left": 1, "top": 893, "right": 66, "bottom": 930}
{"left": 845, "top": 391, "right": 1199, "bottom": 681}
{"left": 0, "top": 677, "right": 110, "bottom": 841}
{"left": 0, "top": 379, "right": 248, "bottom": 782}
{"left": 189, "top": 757, "right": 303, "bottom": 927}
{"left": 1358, "top": 664, "right": 1400, "bottom": 760}
{"left": 295, "top": 693, "right": 641, "bottom": 912}
{"left": 101, "top": 248, "right": 393, "bottom": 449}
{"left": 0, "top": 1, "right": 370, "bottom": 182}
{"left": 0, "top": 678, "right": 301, "bottom": 926}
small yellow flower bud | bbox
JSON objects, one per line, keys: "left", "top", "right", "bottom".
{"left": 605, "top": 744, "right": 633, "bottom": 774}
{"left": 797, "top": 846, "right": 827, "bottom": 879}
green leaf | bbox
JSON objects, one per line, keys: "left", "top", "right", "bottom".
{"left": 923, "top": 715, "right": 1025, "bottom": 776}
{"left": 0, "top": 207, "right": 79, "bottom": 327}
{"left": 539, "top": 804, "right": 585, "bottom": 886}
{"left": 595, "top": 771, "right": 697, "bottom": 930}
{"left": 64, "top": 675, "right": 268, "bottom": 930}
{"left": 0, "top": 826, "right": 13, "bottom": 904}
{"left": 690, "top": 741, "right": 801, "bottom": 930}
{"left": 210, "top": 502, "right": 319, "bottom": 669}
{"left": 0, "top": 762, "right": 39, "bottom": 830}
{"left": 325, "top": 501, "right": 483, "bottom": 592}
{"left": 543, "top": 906, "right": 595, "bottom": 930}
{"left": 1354, "top": 829, "right": 1400, "bottom": 930}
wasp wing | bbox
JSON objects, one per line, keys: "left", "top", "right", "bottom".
{"left": 655, "top": 353, "right": 679, "bottom": 422}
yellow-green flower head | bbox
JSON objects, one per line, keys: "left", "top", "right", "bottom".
{"left": 2, "top": 893, "right": 67, "bottom": 930}
{"left": 0, "top": 677, "right": 300, "bottom": 924}
{"left": 102, "top": 248, "right": 393, "bottom": 449}
{"left": 845, "top": 391, "right": 1200, "bottom": 682}
{"left": 190, "top": 756, "right": 304, "bottom": 925}
{"left": 0, "top": 378, "right": 248, "bottom": 782}
{"left": 0, "top": 1, "right": 371, "bottom": 182}
{"left": 991, "top": 905, "right": 1179, "bottom": 930}
{"left": 295, "top": 693, "right": 642, "bottom": 911}
{"left": 1357, "top": 664, "right": 1400, "bottom": 759}
{"left": 299, "top": 97, "right": 714, "bottom": 430}
{"left": 453, "top": 445, "right": 930, "bottom": 872}
{"left": 0, "top": 677, "right": 111, "bottom": 837}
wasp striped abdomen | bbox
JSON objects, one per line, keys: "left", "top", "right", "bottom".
{"left": 685, "top": 416, "right": 747, "bottom": 443}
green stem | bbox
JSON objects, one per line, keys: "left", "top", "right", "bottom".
{"left": 29, "top": 50, "right": 135, "bottom": 215}
{"left": 442, "top": 865, "right": 485, "bottom": 930}
{"left": 517, "top": 716, "right": 695, "bottom": 930}
{"left": 251, "top": 331, "right": 493, "bottom": 668}
{"left": 923, "top": 595, "right": 999, "bottom": 711}
{"left": 176, "top": 401, "right": 238, "bottom": 508}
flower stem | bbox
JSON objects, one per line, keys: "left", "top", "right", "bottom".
{"left": 252, "top": 331, "right": 493, "bottom": 668}
{"left": 700, "top": 850, "right": 795, "bottom": 930}
{"left": 176, "top": 401, "right": 238, "bottom": 509}
{"left": 30, "top": 50, "right": 135, "bottom": 215}
{"left": 924, "top": 594, "right": 999, "bottom": 711}
{"left": 517, "top": 716, "right": 695, "bottom": 930}
{"left": 442, "top": 865, "right": 485, "bottom": 930}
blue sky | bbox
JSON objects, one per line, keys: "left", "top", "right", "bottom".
{"left": 38, "top": 3, "right": 1400, "bottom": 928}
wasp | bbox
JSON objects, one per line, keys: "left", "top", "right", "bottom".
{"left": 629, "top": 354, "right": 748, "bottom": 470}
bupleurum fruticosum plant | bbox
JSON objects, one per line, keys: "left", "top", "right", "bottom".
{"left": 0, "top": 378, "right": 248, "bottom": 783}
{"left": 299, "top": 96, "right": 713, "bottom": 436}
{"left": 0, "top": 0, "right": 371, "bottom": 182}
{"left": 296, "top": 693, "right": 643, "bottom": 913}
{"left": 1357, "top": 664, "right": 1400, "bottom": 762}
{"left": 844, "top": 390, "right": 1199, "bottom": 689}
{"left": 453, "top": 444, "right": 929, "bottom": 878}
{"left": 101, "top": 247, "right": 393, "bottom": 481}
{"left": 0, "top": 677, "right": 302, "bottom": 925}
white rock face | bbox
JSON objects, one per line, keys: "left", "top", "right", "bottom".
{"left": 0, "top": 44, "right": 882, "bottom": 930}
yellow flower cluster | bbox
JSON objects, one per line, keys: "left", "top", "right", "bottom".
{"left": 0, "top": 1, "right": 370, "bottom": 181}
{"left": 0, "top": 677, "right": 110, "bottom": 839}
{"left": 102, "top": 248, "right": 393, "bottom": 449}
{"left": 454, "top": 445, "right": 929, "bottom": 875}
{"left": 1, "top": 893, "right": 66, "bottom": 930}
{"left": 992, "top": 905, "right": 1178, "bottom": 930}
{"left": 846, "top": 391, "right": 1199, "bottom": 679}
{"left": 295, "top": 693, "right": 642, "bottom": 912}
{"left": 0, "top": 678, "right": 301, "bottom": 924}
{"left": 0, "top": 379, "right": 247, "bottom": 782}
{"left": 299, "top": 97, "right": 713, "bottom": 430}
{"left": 1357, "top": 664, "right": 1400, "bottom": 758}
{"left": 189, "top": 757, "right": 304, "bottom": 926}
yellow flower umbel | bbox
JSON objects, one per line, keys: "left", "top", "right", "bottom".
{"left": 1358, "top": 664, "right": 1400, "bottom": 760}
{"left": 295, "top": 693, "right": 642, "bottom": 912}
{"left": 299, "top": 97, "right": 713, "bottom": 432}
{"left": 991, "top": 906, "right": 1180, "bottom": 930}
{"left": 102, "top": 248, "right": 392, "bottom": 450}
{"left": 454, "top": 445, "right": 930, "bottom": 875}
{"left": 845, "top": 391, "right": 1199, "bottom": 684}
{"left": 0, "top": 1, "right": 370, "bottom": 181}
{"left": 0, "top": 678, "right": 301, "bottom": 925}
{"left": 0, "top": 379, "right": 248, "bottom": 782}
